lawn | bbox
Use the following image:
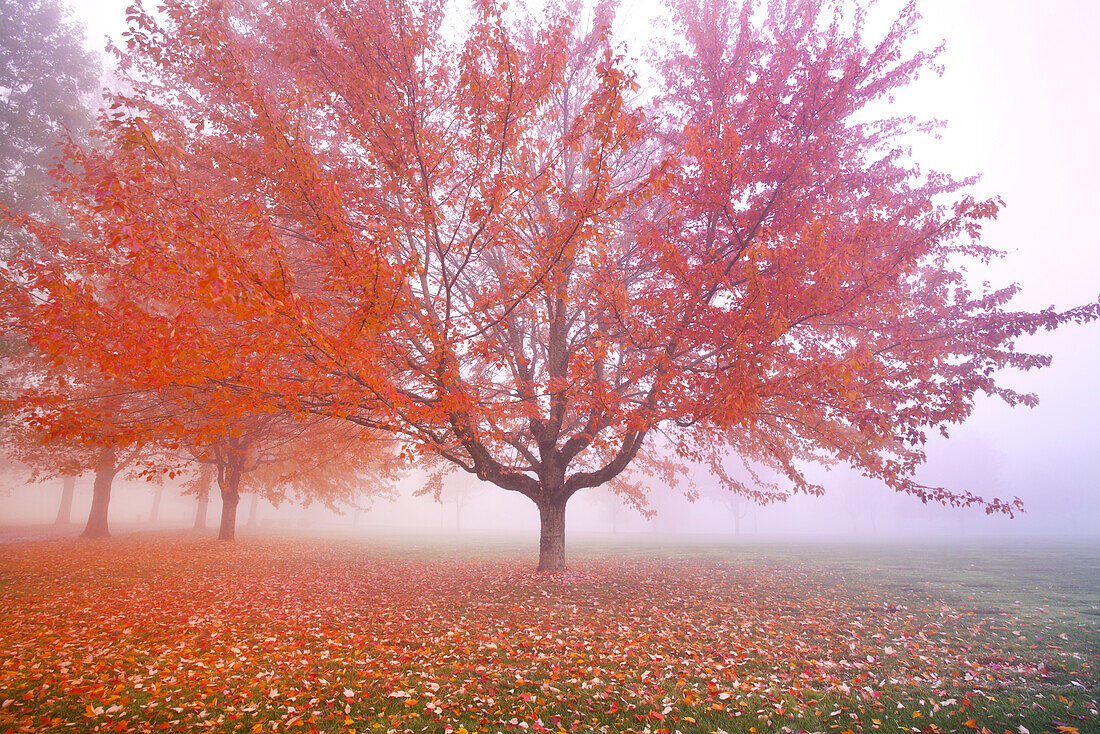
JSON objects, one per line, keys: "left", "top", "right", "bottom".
{"left": 0, "top": 535, "right": 1095, "bottom": 734}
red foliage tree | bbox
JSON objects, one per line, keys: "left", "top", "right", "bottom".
{"left": 179, "top": 462, "right": 214, "bottom": 530}
{"left": 4, "top": 0, "right": 1096, "bottom": 568}
{"left": 0, "top": 366, "right": 153, "bottom": 538}
{"left": 181, "top": 414, "right": 399, "bottom": 540}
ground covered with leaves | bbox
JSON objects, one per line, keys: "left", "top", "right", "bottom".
{"left": 0, "top": 536, "right": 1096, "bottom": 734}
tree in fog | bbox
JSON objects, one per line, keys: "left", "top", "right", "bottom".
{"left": 0, "top": 0, "right": 102, "bottom": 524}
{"left": 180, "top": 462, "right": 214, "bottom": 530}
{"left": 182, "top": 414, "right": 400, "bottom": 540}
{"left": 0, "top": 365, "right": 160, "bottom": 537}
{"left": 1, "top": 0, "right": 99, "bottom": 254}
{"left": 5, "top": 0, "right": 1098, "bottom": 570}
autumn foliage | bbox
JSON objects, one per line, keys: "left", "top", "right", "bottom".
{"left": 180, "top": 414, "right": 401, "bottom": 539}
{"left": 2, "top": 0, "right": 1097, "bottom": 568}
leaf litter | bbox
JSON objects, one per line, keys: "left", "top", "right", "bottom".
{"left": 0, "top": 538, "right": 1094, "bottom": 733}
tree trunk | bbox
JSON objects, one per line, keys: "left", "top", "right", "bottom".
{"left": 193, "top": 464, "right": 213, "bottom": 530}
{"left": 194, "top": 495, "right": 208, "bottom": 530}
{"left": 149, "top": 483, "right": 164, "bottom": 524}
{"left": 218, "top": 467, "right": 241, "bottom": 541}
{"left": 54, "top": 475, "right": 76, "bottom": 526}
{"left": 246, "top": 492, "right": 258, "bottom": 528}
{"left": 538, "top": 500, "right": 567, "bottom": 571}
{"left": 81, "top": 447, "right": 117, "bottom": 538}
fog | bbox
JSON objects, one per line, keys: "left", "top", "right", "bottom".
{"left": 1, "top": 0, "right": 1096, "bottom": 542}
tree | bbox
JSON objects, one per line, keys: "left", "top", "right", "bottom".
{"left": 0, "top": 377, "right": 153, "bottom": 537}
{"left": 0, "top": 338, "right": 149, "bottom": 537}
{"left": 4, "top": 0, "right": 1097, "bottom": 569}
{"left": 2, "top": 242, "right": 397, "bottom": 542}
{"left": 182, "top": 413, "right": 399, "bottom": 540}
{"left": 179, "top": 461, "right": 215, "bottom": 530}
{"left": 0, "top": 343, "right": 80, "bottom": 527}
{"left": 146, "top": 474, "right": 165, "bottom": 524}
{"left": 0, "top": 0, "right": 103, "bottom": 530}
{"left": 586, "top": 485, "right": 652, "bottom": 535}
{"left": 54, "top": 474, "right": 76, "bottom": 525}
{"left": 1, "top": 0, "right": 100, "bottom": 254}
{"left": 425, "top": 465, "right": 486, "bottom": 532}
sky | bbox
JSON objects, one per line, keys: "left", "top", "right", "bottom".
{"left": 3, "top": 0, "right": 1096, "bottom": 540}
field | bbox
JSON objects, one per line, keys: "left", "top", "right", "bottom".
{"left": 0, "top": 535, "right": 1096, "bottom": 734}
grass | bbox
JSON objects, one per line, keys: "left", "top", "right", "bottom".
{"left": 0, "top": 533, "right": 1095, "bottom": 733}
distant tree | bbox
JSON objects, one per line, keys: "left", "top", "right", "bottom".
{"left": 432, "top": 474, "right": 484, "bottom": 532}
{"left": 184, "top": 414, "right": 399, "bottom": 540}
{"left": 54, "top": 474, "right": 76, "bottom": 525}
{"left": 0, "top": 0, "right": 100, "bottom": 253}
{"left": 12, "top": 435, "right": 147, "bottom": 538}
{"left": 0, "top": 0, "right": 102, "bottom": 529}
{"left": 586, "top": 485, "right": 652, "bottom": 535}
{"left": 718, "top": 492, "right": 750, "bottom": 537}
{"left": 4, "top": 0, "right": 1098, "bottom": 570}
{"left": 699, "top": 459, "right": 776, "bottom": 537}
{"left": 0, "top": 342, "right": 146, "bottom": 537}
{"left": 843, "top": 483, "right": 878, "bottom": 535}
{"left": 180, "top": 462, "right": 214, "bottom": 531}
{"left": 146, "top": 474, "right": 165, "bottom": 524}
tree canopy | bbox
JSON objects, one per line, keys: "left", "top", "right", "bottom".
{"left": 2, "top": 0, "right": 1096, "bottom": 568}
{"left": 0, "top": 0, "right": 100, "bottom": 252}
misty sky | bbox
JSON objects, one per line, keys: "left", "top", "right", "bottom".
{"left": 2, "top": 0, "right": 1096, "bottom": 539}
